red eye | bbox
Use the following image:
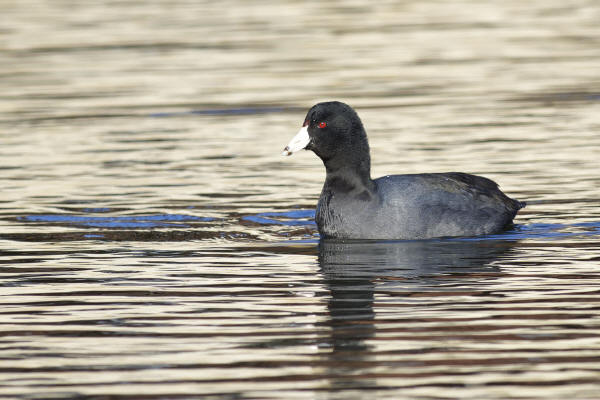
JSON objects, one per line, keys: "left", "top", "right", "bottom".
{"left": 318, "top": 121, "right": 327, "bottom": 128}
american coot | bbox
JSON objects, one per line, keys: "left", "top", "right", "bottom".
{"left": 282, "top": 101, "right": 525, "bottom": 239}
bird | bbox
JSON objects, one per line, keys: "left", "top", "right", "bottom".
{"left": 282, "top": 101, "right": 525, "bottom": 239}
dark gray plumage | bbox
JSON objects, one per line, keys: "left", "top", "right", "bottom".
{"left": 283, "top": 101, "right": 525, "bottom": 239}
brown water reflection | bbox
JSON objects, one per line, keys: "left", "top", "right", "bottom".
{"left": 1, "top": 0, "right": 600, "bottom": 399}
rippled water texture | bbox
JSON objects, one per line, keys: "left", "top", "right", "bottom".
{"left": 1, "top": 1, "right": 600, "bottom": 399}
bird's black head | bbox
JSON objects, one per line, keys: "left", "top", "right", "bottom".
{"left": 283, "top": 101, "right": 371, "bottom": 175}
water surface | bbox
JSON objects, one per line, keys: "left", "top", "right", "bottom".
{"left": 1, "top": 1, "right": 600, "bottom": 399}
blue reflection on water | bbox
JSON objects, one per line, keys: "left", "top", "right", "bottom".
{"left": 242, "top": 210, "right": 316, "bottom": 226}
{"left": 19, "top": 214, "right": 214, "bottom": 228}
{"left": 457, "top": 222, "right": 600, "bottom": 241}
{"left": 17, "top": 207, "right": 600, "bottom": 241}
{"left": 81, "top": 208, "right": 111, "bottom": 213}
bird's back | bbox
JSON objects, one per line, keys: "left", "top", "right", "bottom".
{"left": 317, "top": 172, "right": 524, "bottom": 239}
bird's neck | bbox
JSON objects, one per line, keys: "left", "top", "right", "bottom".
{"left": 323, "top": 155, "right": 375, "bottom": 196}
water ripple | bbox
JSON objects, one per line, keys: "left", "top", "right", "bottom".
{"left": 242, "top": 210, "right": 316, "bottom": 226}
{"left": 17, "top": 213, "right": 215, "bottom": 229}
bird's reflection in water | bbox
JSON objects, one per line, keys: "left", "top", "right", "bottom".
{"left": 317, "top": 238, "right": 517, "bottom": 397}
